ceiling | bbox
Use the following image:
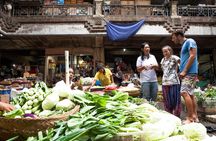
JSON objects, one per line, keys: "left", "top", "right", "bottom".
{"left": 0, "top": 35, "right": 215, "bottom": 54}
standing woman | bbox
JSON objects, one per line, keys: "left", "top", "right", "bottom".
{"left": 136, "top": 42, "right": 159, "bottom": 101}
{"left": 161, "top": 46, "right": 181, "bottom": 117}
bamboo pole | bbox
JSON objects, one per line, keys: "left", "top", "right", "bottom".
{"left": 65, "top": 50, "right": 70, "bottom": 86}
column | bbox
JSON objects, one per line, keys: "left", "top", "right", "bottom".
{"left": 44, "top": 56, "right": 49, "bottom": 83}
{"left": 213, "top": 49, "right": 216, "bottom": 80}
{"left": 171, "top": 0, "right": 178, "bottom": 17}
{"left": 93, "top": 36, "right": 104, "bottom": 74}
{"left": 94, "top": 0, "right": 103, "bottom": 16}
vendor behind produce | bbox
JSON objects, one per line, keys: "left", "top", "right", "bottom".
{"left": 91, "top": 65, "right": 114, "bottom": 87}
{"left": 69, "top": 68, "right": 82, "bottom": 90}
{"left": 0, "top": 102, "right": 14, "bottom": 112}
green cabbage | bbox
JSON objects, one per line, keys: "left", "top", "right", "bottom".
{"left": 55, "top": 99, "right": 75, "bottom": 111}
{"left": 42, "top": 94, "right": 59, "bottom": 110}
{"left": 182, "top": 123, "right": 207, "bottom": 141}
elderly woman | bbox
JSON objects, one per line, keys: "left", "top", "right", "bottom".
{"left": 161, "top": 45, "right": 181, "bottom": 117}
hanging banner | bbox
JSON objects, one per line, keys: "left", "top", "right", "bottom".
{"left": 106, "top": 20, "right": 145, "bottom": 41}
{"left": 57, "top": 0, "right": 64, "bottom": 5}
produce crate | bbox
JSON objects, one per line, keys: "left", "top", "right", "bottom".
{"left": 197, "top": 98, "right": 216, "bottom": 115}
{"left": 197, "top": 105, "right": 216, "bottom": 115}
{"left": 117, "top": 87, "right": 140, "bottom": 97}
{"left": 202, "top": 98, "right": 216, "bottom": 107}
{"left": 0, "top": 105, "right": 80, "bottom": 140}
{"left": 205, "top": 115, "right": 216, "bottom": 123}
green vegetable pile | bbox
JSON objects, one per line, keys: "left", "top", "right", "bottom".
{"left": 3, "top": 81, "right": 80, "bottom": 118}
{"left": 204, "top": 87, "right": 216, "bottom": 98}
{"left": 194, "top": 87, "right": 216, "bottom": 107}
{"left": 25, "top": 90, "right": 208, "bottom": 141}
{"left": 4, "top": 82, "right": 50, "bottom": 118}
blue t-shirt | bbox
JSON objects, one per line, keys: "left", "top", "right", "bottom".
{"left": 179, "top": 38, "right": 198, "bottom": 74}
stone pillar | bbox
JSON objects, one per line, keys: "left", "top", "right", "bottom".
{"left": 4, "top": 2, "right": 12, "bottom": 17}
{"left": 94, "top": 36, "right": 104, "bottom": 73}
{"left": 94, "top": 0, "right": 103, "bottom": 16}
{"left": 44, "top": 56, "right": 49, "bottom": 83}
{"left": 171, "top": 0, "right": 178, "bottom": 17}
{"left": 213, "top": 49, "right": 216, "bottom": 80}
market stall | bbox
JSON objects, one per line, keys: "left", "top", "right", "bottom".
{"left": 0, "top": 79, "right": 216, "bottom": 140}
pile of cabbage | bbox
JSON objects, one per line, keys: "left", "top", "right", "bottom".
{"left": 26, "top": 90, "right": 210, "bottom": 141}
{"left": 81, "top": 77, "right": 94, "bottom": 86}
{"left": 3, "top": 81, "right": 82, "bottom": 118}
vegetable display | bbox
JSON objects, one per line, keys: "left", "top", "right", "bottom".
{"left": 194, "top": 87, "right": 216, "bottom": 107}
{"left": 81, "top": 77, "right": 94, "bottom": 86}
{"left": 26, "top": 90, "right": 209, "bottom": 141}
{"left": 3, "top": 81, "right": 78, "bottom": 118}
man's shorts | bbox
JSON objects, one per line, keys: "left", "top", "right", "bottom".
{"left": 181, "top": 74, "right": 197, "bottom": 95}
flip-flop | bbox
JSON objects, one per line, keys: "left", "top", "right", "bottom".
{"left": 206, "top": 126, "right": 214, "bottom": 133}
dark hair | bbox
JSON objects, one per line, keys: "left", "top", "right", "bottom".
{"left": 141, "top": 42, "right": 150, "bottom": 60}
{"left": 162, "top": 45, "right": 173, "bottom": 55}
{"left": 97, "top": 64, "right": 105, "bottom": 75}
{"left": 172, "top": 30, "right": 185, "bottom": 37}
{"left": 141, "top": 42, "right": 149, "bottom": 48}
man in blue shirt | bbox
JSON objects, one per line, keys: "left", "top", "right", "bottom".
{"left": 172, "top": 30, "right": 198, "bottom": 124}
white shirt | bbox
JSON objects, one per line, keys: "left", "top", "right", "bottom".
{"left": 136, "top": 54, "right": 158, "bottom": 83}
{"left": 161, "top": 55, "right": 180, "bottom": 85}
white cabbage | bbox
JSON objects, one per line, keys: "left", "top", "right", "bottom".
{"left": 55, "top": 99, "right": 75, "bottom": 111}
{"left": 42, "top": 94, "right": 59, "bottom": 110}
{"left": 182, "top": 123, "right": 207, "bottom": 141}
{"left": 53, "top": 80, "right": 72, "bottom": 98}
{"left": 142, "top": 120, "right": 176, "bottom": 141}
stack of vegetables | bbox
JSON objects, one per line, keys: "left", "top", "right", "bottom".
{"left": 25, "top": 90, "right": 209, "bottom": 141}
{"left": 195, "top": 87, "right": 216, "bottom": 107}
{"left": 81, "top": 77, "right": 94, "bottom": 86}
{"left": 2, "top": 81, "right": 81, "bottom": 118}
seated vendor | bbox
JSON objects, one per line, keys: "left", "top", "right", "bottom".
{"left": 91, "top": 65, "right": 114, "bottom": 87}
{"left": 69, "top": 68, "right": 82, "bottom": 90}
{"left": 0, "top": 102, "right": 14, "bottom": 112}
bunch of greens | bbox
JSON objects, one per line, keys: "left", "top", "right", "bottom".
{"left": 4, "top": 82, "right": 50, "bottom": 118}
{"left": 26, "top": 91, "right": 152, "bottom": 141}
{"left": 4, "top": 81, "right": 79, "bottom": 118}
{"left": 205, "top": 88, "right": 216, "bottom": 98}
{"left": 24, "top": 90, "right": 208, "bottom": 141}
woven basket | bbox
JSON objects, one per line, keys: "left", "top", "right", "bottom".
{"left": 205, "top": 115, "right": 216, "bottom": 123}
{"left": 112, "top": 132, "right": 145, "bottom": 141}
{"left": 197, "top": 105, "right": 216, "bottom": 115}
{"left": 0, "top": 105, "right": 80, "bottom": 139}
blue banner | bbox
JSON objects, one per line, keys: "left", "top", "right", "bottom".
{"left": 106, "top": 20, "right": 144, "bottom": 41}
{"left": 57, "top": 0, "right": 64, "bottom": 5}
